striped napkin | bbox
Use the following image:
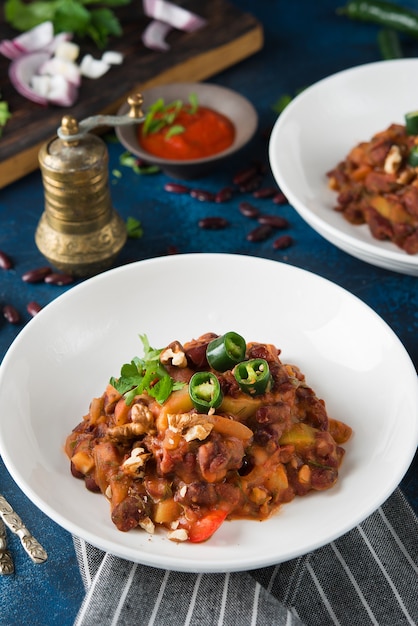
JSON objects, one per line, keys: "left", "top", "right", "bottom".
{"left": 73, "top": 489, "right": 417, "bottom": 626}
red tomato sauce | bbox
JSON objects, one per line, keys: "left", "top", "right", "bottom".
{"left": 138, "top": 105, "right": 235, "bottom": 160}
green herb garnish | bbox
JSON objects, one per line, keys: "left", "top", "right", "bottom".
{"left": 119, "top": 151, "right": 160, "bottom": 175}
{"left": 0, "top": 100, "right": 12, "bottom": 137}
{"left": 126, "top": 216, "right": 143, "bottom": 239}
{"left": 142, "top": 93, "right": 199, "bottom": 137}
{"left": 109, "top": 335, "right": 185, "bottom": 405}
{"left": 4, "top": 0, "right": 131, "bottom": 49}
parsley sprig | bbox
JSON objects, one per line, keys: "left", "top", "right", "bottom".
{"left": 4, "top": 0, "right": 132, "bottom": 49}
{"left": 109, "top": 335, "right": 185, "bottom": 405}
{"left": 142, "top": 93, "right": 199, "bottom": 137}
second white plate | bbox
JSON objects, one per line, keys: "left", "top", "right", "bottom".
{"left": 269, "top": 59, "right": 418, "bottom": 275}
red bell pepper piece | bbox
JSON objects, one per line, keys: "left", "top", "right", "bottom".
{"left": 188, "top": 510, "right": 228, "bottom": 543}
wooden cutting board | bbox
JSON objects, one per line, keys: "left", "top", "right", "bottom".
{"left": 0, "top": 1, "right": 263, "bottom": 189}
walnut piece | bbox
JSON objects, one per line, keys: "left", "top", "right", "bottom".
{"left": 160, "top": 341, "right": 188, "bottom": 368}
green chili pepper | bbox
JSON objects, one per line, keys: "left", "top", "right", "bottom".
{"left": 405, "top": 111, "right": 418, "bottom": 135}
{"left": 189, "top": 371, "right": 223, "bottom": 413}
{"left": 408, "top": 146, "right": 418, "bottom": 166}
{"left": 234, "top": 358, "right": 271, "bottom": 396}
{"left": 206, "top": 332, "right": 246, "bottom": 372}
{"left": 377, "top": 28, "right": 403, "bottom": 59}
{"left": 337, "top": 1, "right": 418, "bottom": 39}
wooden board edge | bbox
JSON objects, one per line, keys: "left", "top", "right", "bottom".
{"left": 0, "top": 24, "right": 263, "bottom": 190}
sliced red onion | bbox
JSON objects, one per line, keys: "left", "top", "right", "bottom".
{"left": 142, "top": 0, "right": 206, "bottom": 34}
{"left": 101, "top": 50, "right": 124, "bottom": 65}
{"left": 54, "top": 40, "right": 80, "bottom": 62}
{"left": 46, "top": 74, "right": 78, "bottom": 107}
{"left": 39, "top": 57, "right": 81, "bottom": 87}
{"left": 0, "top": 39, "right": 22, "bottom": 60}
{"left": 79, "top": 54, "right": 110, "bottom": 79}
{"left": 8, "top": 51, "right": 50, "bottom": 105}
{"left": 142, "top": 19, "right": 172, "bottom": 51}
{"left": 44, "top": 32, "right": 73, "bottom": 56}
{"left": 9, "top": 21, "right": 54, "bottom": 54}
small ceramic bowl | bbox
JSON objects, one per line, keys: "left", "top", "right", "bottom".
{"left": 116, "top": 82, "right": 258, "bottom": 179}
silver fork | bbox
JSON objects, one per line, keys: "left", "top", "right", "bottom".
{"left": 0, "top": 493, "right": 47, "bottom": 570}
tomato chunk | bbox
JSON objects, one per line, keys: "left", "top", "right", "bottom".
{"left": 188, "top": 510, "right": 228, "bottom": 543}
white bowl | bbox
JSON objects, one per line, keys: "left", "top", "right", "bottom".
{"left": 269, "top": 59, "right": 418, "bottom": 276}
{"left": 0, "top": 254, "right": 417, "bottom": 572}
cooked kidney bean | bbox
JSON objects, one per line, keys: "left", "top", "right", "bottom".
{"left": 0, "top": 250, "right": 13, "bottom": 269}
{"left": 44, "top": 272, "right": 74, "bottom": 286}
{"left": 26, "top": 301, "right": 42, "bottom": 316}
{"left": 70, "top": 462, "right": 84, "bottom": 479}
{"left": 85, "top": 476, "right": 101, "bottom": 492}
{"left": 164, "top": 182, "right": 189, "bottom": 194}
{"left": 258, "top": 214, "right": 289, "bottom": 229}
{"left": 239, "top": 201, "right": 260, "bottom": 218}
{"left": 273, "top": 191, "right": 288, "bottom": 205}
{"left": 3, "top": 304, "right": 21, "bottom": 324}
{"left": 22, "top": 266, "right": 52, "bottom": 283}
{"left": 246, "top": 224, "right": 273, "bottom": 242}
{"left": 215, "top": 187, "right": 234, "bottom": 203}
{"left": 190, "top": 189, "right": 216, "bottom": 202}
{"left": 252, "top": 186, "right": 278, "bottom": 199}
{"left": 273, "top": 235, "right": 293, "bottom": 249}
{"left": 198, "top": 217, "right": 229, "bottom": 230}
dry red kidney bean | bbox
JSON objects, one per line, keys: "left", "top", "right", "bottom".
{"left": 215, "top": 187, "right": 234, "bottom": 203}
{"left": 238, "top": 175, "right": 263, "bottom": 193}
{"left": 44, "top": 272, "right": 74, "bottom": 286}
{"left": 272, "top": 191, "right": 288, "bottom": 205}
{"left": 164, "top": 182, "right": 189, "bottom": 194}
{"left": 232, "top": 164, "right": 260, "bottom": 186}
{"left": 253, "top": 186, "right": 278, "bottom": 199}
{"left": 273, "top": 235, "right": 293, "bottom": 250}
{"left": 22, "top": 266, "right": 52, "bottom": 283}
{"left": 0, "top": 250, "right": 13, "bottom": 269}
{"left": 190, "top": 189, "right": 216, "bottom": 202}
{"left": 246, "top": 224, "right": 273, "bottom": 242}
{"left": 239, "top": 201, "right": 260, "bottom": 218}
{"left": 26, "top": 301, "right": 42, "bottom": 316}
{"left": 198, "top": 217, "right": 229, "bottom": 230}
{"left": 258, "top": 214, "right": 289, "bottom": 229}
{"left": 3, "top": 304, "right": 21, "bottom": 324}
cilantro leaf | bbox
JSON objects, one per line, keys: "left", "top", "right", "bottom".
{"left": 109, "top": 334, "right": 185, "bottom": 405}
{"left": 126, "top": 216, "right": 143, "bottom": 239}
{"left": 4, "top": 0, "right": 131, "bottom": 48}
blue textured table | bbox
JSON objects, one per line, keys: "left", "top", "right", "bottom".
{"left": 0, "top": 1, "right": 417, "bottom": 624}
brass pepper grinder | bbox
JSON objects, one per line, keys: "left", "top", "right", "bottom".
{"left": 36, "top": 94, "right": 145, "bottom": 277}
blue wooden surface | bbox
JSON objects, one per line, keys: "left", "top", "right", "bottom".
{"left": 0, "top": 1, "right": 417, "bottom": 624}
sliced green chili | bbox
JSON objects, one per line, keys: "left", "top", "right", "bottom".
{"left": 234, "top": 359, "right": 271, "bottom": 396}
{"left": 408, "top": 145, "right": 418, "bottom": 166}
{"left": 189, "top": 371, "right": 223, "bottom": 413}
{"left": 405, "top": 111, "right": 418, "bottom": 135}
{"left": 206, "top": 332, "right": 246, "bottom": 372}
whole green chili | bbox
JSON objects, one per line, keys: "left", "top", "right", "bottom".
{"left": 337, "top": 1, "right": 418, "bottom": 39}
{"left": 377, "top": 28, "right": 403, "bottom": 59}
